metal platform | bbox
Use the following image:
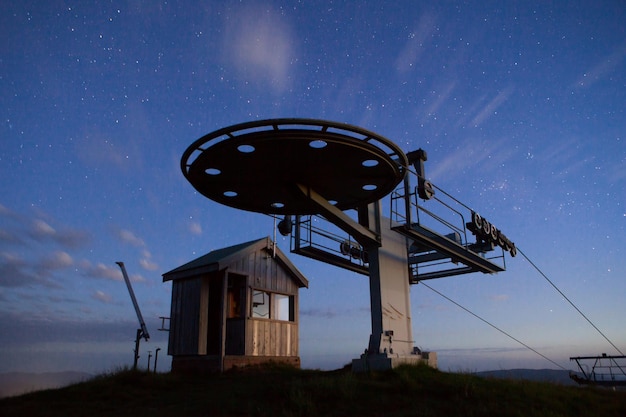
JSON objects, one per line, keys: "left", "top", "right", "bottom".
{"left": 394, "top": 223, "right": 505, "bottom": 279}
{"left": 291, "top": 215, "right": 369, "bottom": 276}
{"left": 570, "top": 354, "right": 626, "bottom": 387}
{"left": 181, "top": 119, "right": 408, "bottom": 215}
{"left": 390, "top": 171, "right": 507, "bottom": 282}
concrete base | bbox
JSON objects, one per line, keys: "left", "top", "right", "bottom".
{"left": 351, "top": 351, "right": 437, "bottom": 372}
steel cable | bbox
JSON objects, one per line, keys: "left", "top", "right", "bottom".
{"left": 517, "top": 247, "right": 625, "bottom": 356}
{"left": 419, "top": 281, "right": 569, "bottom": 371}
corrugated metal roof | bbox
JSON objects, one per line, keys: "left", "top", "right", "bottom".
{"left": 162, "top": 237, "right": 308, "bottom": 288}
{"left": 162, "top": 237, "right": 266, "bottom": 280}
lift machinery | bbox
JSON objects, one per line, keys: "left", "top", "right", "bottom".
{"left": 180, "top": 118, "right": 514, "bottom": 370}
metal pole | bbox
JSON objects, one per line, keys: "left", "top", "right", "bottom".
{"left": 116, "top": 262, "right": 150, "bottom": 341}
{"left": 154, "top": 348, "right": 161, "bottom": 373}
{"left": 133, "top": 328, "right": 141, "bottom": 371}
{"left": 147, "top": 351, "right": 152, "bottom": 372}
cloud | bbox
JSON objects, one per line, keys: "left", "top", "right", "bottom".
{"left": 469, "top": 86, "right": 514, "bottom": 127}
{"left": 92, "top": 290, "right": 113, "bottom": 304}
{"left": 572, "top": 41, "right": 626, "bottom": 89}
{"left": 489, "top": 294, "right": 509, "bottom": 302}
{"left": 221, "top": 4, "right": 295, "bottom": 92}
{"left": 138, "top": 250, "right": 159, "bottom": 271}
{"left": 188, "top": 222, "right": 202, "bottom": 236}
{"left": 81, "top": 260, "right": 148, "bottom": 284}
{"left": 607, "top": 161, "right": 626, "bottom": 183}
{"left": 115, "top": 229, "right": 145, "bottom": 247}
{"left": 54, "top": 229, "right": 90, "bottom": 249}
{"left": 0, "top": 313, "right": 172, "bottom": 373}
{"left": 301, "top": 306, "right": 369, "bottom": 319}
{"left": 535, "top": 141, "right": 589, "bottom": 180}
{"left": 110, "top": 229, "right": 159, "bottom": 275}
{"left": 0, "top": 251, "right": 64, "bottom": 289}
{"left": 0, "top": 206, "right": 90, "bottom": 250}
{"left": 81, "top": 261, "right": 123, "bottom": 281}
{"left": 301, "top": 308, "right": 338, "bottom": 319}
{"left": 0, "top": 206, "right": 152, "bottom": 291}
{"left": 438, "top": 346, "right": 531, "bottom": 356}
{"left": 0, "top": 312, "right": 140, "bottom": 345}
{"left": 84, "top": 227, "right": 156, "bottom": 279}
{"left": 28, "top": 219, "right": 91, "bottom": 249}
{"left": 395, "top": 12, "right": 437, "bottom": 73}
{"left": 419, "top": 81, "right": 457, "bottom": 124}
{"left": 429, "top": 137, "right": 512, "bottom": 182}
{"left": 39, "top": 251, "right": 73, "bottom": 270}
{"left": 0, "top": 228, "right": 23, "bottom": 245}
{"left": 74, "top": 134, "right": 128, "bottom": 171}
{"left": 0, "top": 252, "right": 38, "bottom": 287}
{"left": 139, "top": 258, "right": 158, "bottom": 271}
{"left": 129, "top": 273, "right": 147, "bottom": 283}
{"left": 32, "top": 219, "right": 55, "bottom": 236}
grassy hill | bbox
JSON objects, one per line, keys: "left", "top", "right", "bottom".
{"left": 473, "top": 369, "right": 576, "bottom": 386}
{"left": 0, "top": 371, "right": 93, "bottom": 399}
{"left": 1, "top": 364, "right": 625, "bottom": 417}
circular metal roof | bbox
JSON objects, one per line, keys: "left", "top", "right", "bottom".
{"left": 181, "top": 119, "right": 408, "bottom": 215}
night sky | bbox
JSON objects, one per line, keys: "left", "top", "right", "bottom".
{"left": 1, "top": 1, "right": 625, "bottom": 374}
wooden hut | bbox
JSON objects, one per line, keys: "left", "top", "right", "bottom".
{"left": 162, "top": 237, "right": 309, "bottom": 372}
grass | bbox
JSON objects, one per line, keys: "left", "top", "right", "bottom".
{"left": 1, "top": 363, "right": 625, "bottom": 417}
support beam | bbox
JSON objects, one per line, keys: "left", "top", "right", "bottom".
{"left": 366, "top": 241, "right": 384, "bottom": 355}
{"left": 393, "top": 224, "right": 504, "bottom": 274}
{"left": 296, "top": 183, "right": 381, "bottom": 248}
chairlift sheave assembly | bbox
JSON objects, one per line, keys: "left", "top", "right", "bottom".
{"left": 180, "top": 118, "right": 514, "bottom": 371}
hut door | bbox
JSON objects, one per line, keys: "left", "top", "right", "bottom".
{"left": 206, "top": 276, "right": 223, "bottom": 355}
{"left": 225, "top": 273, "right": 246, "bottom": 355}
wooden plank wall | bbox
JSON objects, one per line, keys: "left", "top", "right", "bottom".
{"left": 247, "top": 320, "right": 298, "bottom": 357}
{"left": 233, "top": 247, "right": 301, "bottom": 358}
{"left": 225, "top": 318, "right": 245, "bottom": 355}
{"left": 197, "top": 275, "right": 209, "bottom": 355}
{"left": 228, "top": 249, "right": 300, "bottom": 295}
{"left": 168, "top": 277, "right": 201, "bottom": 355}
{"left": 169, "top": 244, "right": 302, "bottom": 360}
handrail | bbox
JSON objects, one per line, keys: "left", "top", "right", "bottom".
{"left": 415, "top": 191, "right": 468, "bottom": 246}
{"left": 292, "top": 215, "right": 368, "bottom": 267}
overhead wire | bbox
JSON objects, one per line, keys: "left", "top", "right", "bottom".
{"left": 406, "top": 163, "right": 624, "bottom": 359}
{"left": 400, "top": 166, "right": 569, "bottom": 368}
{"left": 266, "top": 156, "right": 621, "bottom": 368}
{"left": 419, "top": 281, "right": 569, "bottom": 371}
{"left": 517, "top": 247, "right": 625, "bottom": 356}
{"left": 403, "top": 161, "right": 617, "bottom": 368}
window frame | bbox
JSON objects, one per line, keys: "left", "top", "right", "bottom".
{"left": 250, "top": 289, "right": 295, "bottom": 322}
{"left": 251, "top": 289, "right": 271, "bottom": 319}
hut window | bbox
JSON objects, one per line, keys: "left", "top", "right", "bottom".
{"left": 275, "top": 294, "right": 294, "bottom": 322}
{"left": 252, "top": 290, "right": 270, "bottom": 318}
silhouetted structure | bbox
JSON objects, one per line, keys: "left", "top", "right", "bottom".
{"left": 163, "top": 237, "right": 308, "bottom": 372}
{"left": 570, "top": 354, "right": 626, "bottom": 387}
{"left": 178, "top": 118, "right": 511, "bottom": 371}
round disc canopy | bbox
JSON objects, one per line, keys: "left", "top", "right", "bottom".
{"left": 181, "top": 119, "right": 408, "bottom": 215}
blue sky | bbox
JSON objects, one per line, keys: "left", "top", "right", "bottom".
{"left": 1, "top": 0, "right": 625, "bottom": 373}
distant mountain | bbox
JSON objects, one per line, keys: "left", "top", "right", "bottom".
{"left": 474, "top": 369, "right": 576, "bottom": 386}
{"left": 0, "top": 372, "right": 93, "bottom": 398}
